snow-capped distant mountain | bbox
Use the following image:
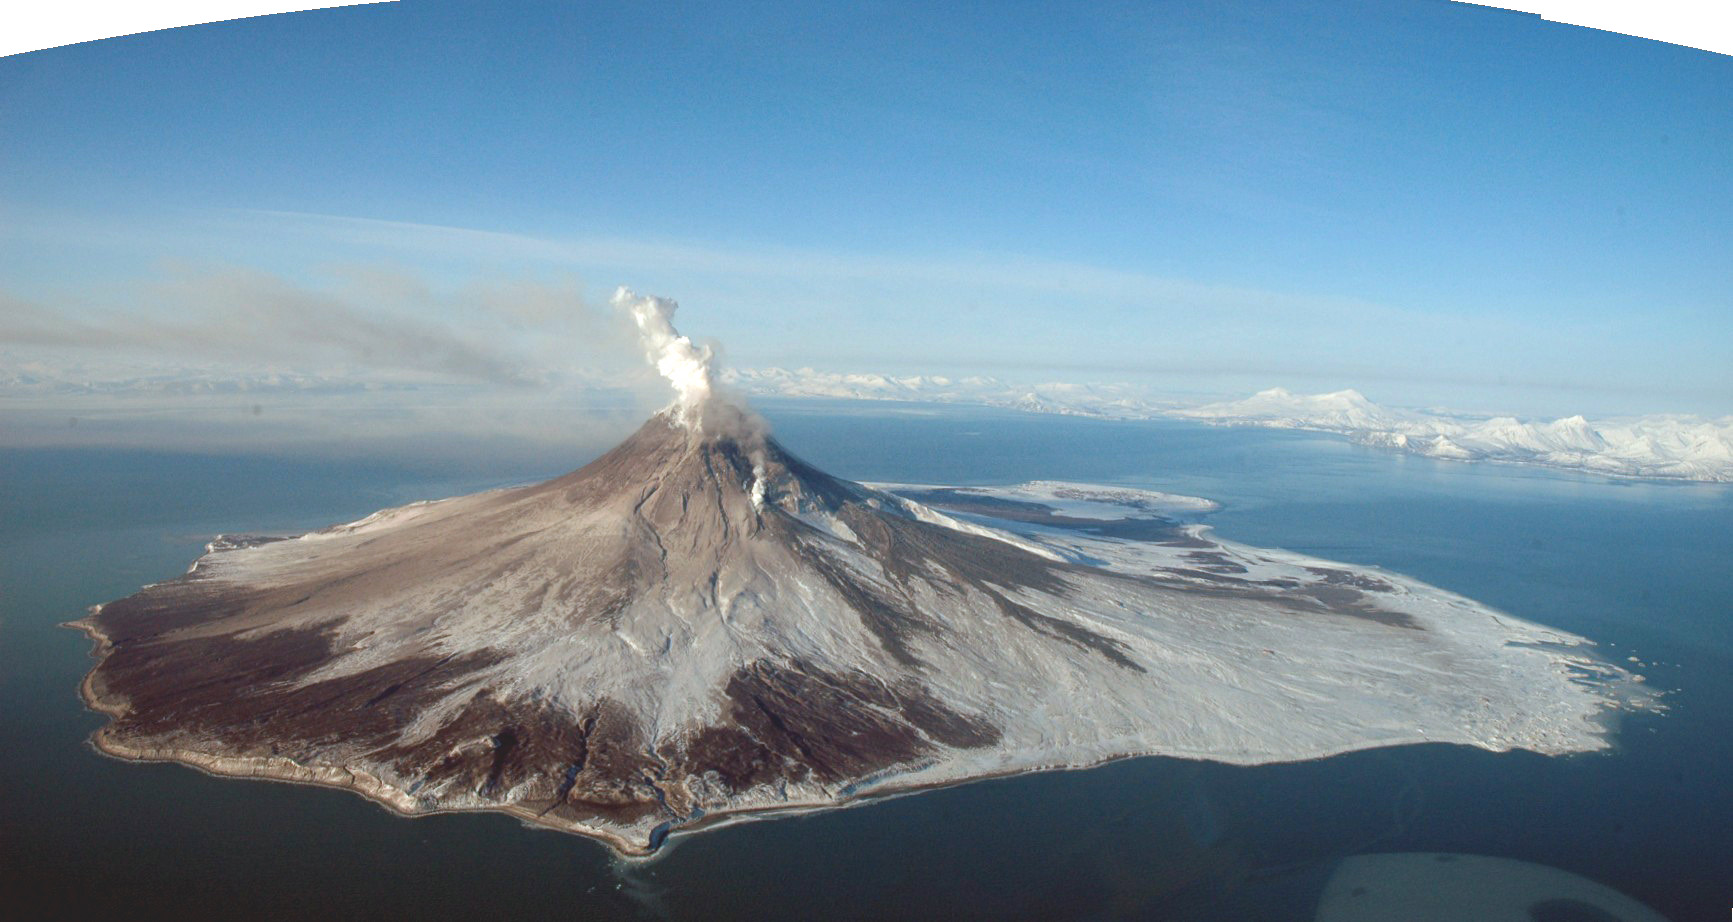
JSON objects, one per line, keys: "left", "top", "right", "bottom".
{"left": 733, "top": 370, "right": 1733, "bottom": 483}
{"left": 12, "top": 351, "right": 1728, "bottom": 484}
{"left": 1176, "top": 387, "right": 1416, "bottom": 432}
{"left": 1179, "top": 388, "right": 1733, "bottom": 483}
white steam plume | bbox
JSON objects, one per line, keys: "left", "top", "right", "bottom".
{"left": 613, "top": 286, "right": 765, "bottom": 441}
{"left": 616, "top": 286, "right": 715, "bottom": 412}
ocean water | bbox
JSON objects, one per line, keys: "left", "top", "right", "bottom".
{"left": 2, "top": 400, "right": 1729, "bottom": 921}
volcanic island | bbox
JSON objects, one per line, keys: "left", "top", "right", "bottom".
{"left": 70, "top": 289, "right": 1651, "bottom": 857}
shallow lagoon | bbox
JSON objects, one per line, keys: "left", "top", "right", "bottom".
{"left": 4, "top": 401, "right": 1728, "bottom": 920}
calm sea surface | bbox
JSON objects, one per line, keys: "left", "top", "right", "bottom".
{"left": 3, "top": 401, "right": 1729, "bottom": 921}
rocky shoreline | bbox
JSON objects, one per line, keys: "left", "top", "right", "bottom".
{"left": 69, "top": 593, "right": 1647, "bottom": 860}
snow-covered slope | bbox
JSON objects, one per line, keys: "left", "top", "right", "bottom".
{"left": 869, "top": 481, "right": 1221, "bottom": 521}
{"left": 1177, "top": 387, "right": 1416, "bottom": 431}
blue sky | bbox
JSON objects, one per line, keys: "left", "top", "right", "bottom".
{"left": 2, "top": 0, "right": 1729, "bottom": 425}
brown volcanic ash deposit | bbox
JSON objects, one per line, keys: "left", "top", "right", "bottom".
{"left": 71, "top": 289, "right": 1649, "bottom": 856}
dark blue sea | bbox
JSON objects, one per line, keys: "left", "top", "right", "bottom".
{"left": 3, "top": 400, "right": 1729, "bottom": 920}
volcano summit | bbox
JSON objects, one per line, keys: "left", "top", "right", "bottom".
{"left": 72, "top": 290, "right": 1649, "bottom": 856}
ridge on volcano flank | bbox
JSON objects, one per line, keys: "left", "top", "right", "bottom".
{"left": 71, "top": 290, "right": 1647, "bottom": 857}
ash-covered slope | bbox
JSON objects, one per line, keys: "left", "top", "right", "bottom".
{"left": 71, "top": 290, "right": 1652, "bottom": 856}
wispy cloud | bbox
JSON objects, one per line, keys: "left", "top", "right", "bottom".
{"left": 241, "top": 208, "right": 1395, "bottom": 320}
{"left": 6, "top": 207, "right": 1724, "bottom": 421}
{"left": 234, "top": 211, "right": 1599, "bottom": 396}
{"left": 0, "top": 261, "right": 679, "bottom": 455}
{"left": 0, "top": 265, "right": 641, "bottom": 387}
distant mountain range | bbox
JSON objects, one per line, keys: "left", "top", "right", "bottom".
{"left": 728, "top": 369, "right": 1733, "bottom": 483}
{"left": 1176, "top": 388, "right": 1733, "bottom": 483}
{"left": 5, "top": 356, "right": 1727, "bottom": 482}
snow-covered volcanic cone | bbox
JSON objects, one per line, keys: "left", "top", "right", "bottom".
{"left": 71, "top": 290, "right": 1652, "bottom": 856}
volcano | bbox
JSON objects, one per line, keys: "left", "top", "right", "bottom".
{"left": 71, "top": 291, "right": 1646, "bottom": 857}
